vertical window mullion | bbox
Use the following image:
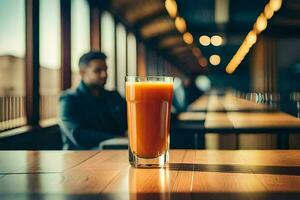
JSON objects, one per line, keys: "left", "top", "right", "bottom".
{"left": 60, "top": 0, "right": 71, "bottom": 90}
{"left": 25, "top": 0, "right": 40, "bottom": 126}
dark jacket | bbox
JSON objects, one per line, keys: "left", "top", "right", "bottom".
{"left": 59, "top": 81, "right": 127, "bottom": 150}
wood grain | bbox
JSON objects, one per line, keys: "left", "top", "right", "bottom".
{"left": 0, "top": 151, "right": 99, "bottom": 174}
{"left": 205, "top": 112, "right": 233, "bottom": 128}
{"left": 180, "top": 94, "right": 300, "bottom": 131}
{"left": 0, "top": 150, "right": 300, "bottom": 200}
{"left": 188, "top": 94, "right": 270, "bottom": 112}
{"left": 227, "top": 112, "right": 300, "bottom": 128}
{"left": 188, "top": 96, "right": 208, "bottom": 111}
{"left": 222, "top": 95, "right": 269, "bottom": 111}
{"left": 177, "top": 112, "right": 206, "bottom": 121}
{"left": 181, "top": 95, "right": 300, "bottom": 150}
{"left": 207, "top": 95, "right": 224, "bottom": 111}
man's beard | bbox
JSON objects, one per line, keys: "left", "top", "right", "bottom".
{"left": 88, "top": 81, "right": 105, "bottom": 90}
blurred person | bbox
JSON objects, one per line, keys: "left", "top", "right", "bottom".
{"left": 172, "top": 77, "right": 205, "bottom": 112}
{"left": 59, "top": 51, "right": 127, "bottom": 150}
{"left": 183, "top": 77, "right": 204, "bottom": 107}
{"left": 195, "top": 75, "right": 211, "bottom": 93}
{"left": 172, "top": 78, "right": 187, "bottom": 112}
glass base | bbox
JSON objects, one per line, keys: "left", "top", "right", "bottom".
{"left": 129, "top": 148, "right": 169, "bottom": 168}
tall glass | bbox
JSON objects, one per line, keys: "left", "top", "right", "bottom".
{"left": 125, "top": 76, "right": 174, "bottom": 168}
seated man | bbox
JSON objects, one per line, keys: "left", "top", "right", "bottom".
{"left": 59, "top": 51, "right": 127, "bottom": 150}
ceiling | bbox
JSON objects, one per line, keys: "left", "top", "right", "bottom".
{"left": 108, "top": 0, "right": 300, "bottom": 75}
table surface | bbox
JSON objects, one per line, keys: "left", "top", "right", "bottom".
{"left": 0, "top": 150, "right": 300, "bottom": 200}
{"left": 188, "top": 95, "right": 270, "bottom": 112}
{"left": 180, "top": 95, "right": 300, "bottom": 131}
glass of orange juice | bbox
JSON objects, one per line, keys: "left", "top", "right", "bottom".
{"left": 125, "top": 76, "right": 174, "bottom": 168}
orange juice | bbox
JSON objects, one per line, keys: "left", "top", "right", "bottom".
{"left": 126, "top": 82, "right": 173, "bottom": 158}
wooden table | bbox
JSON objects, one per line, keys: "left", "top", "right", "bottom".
{"left": 0, "top": 150, "right": 300, "bottom": 200}
{"left": 176, "top": 95, "right": 300, "bottom": 149}
{"left": 188, "top": 95, "right": 273, "bottom": 112}
{"left": 176, "top": 111, "right": 300, "bottom": 133}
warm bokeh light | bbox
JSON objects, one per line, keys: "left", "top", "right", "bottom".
{"left": 226, "top": 64, "right": 235, "bottom": 74}
{"left": 175, "top": 16, "right": 186, "bottom": 33}
{"left": 199, "top": 35, "right": 210, "bottom": 46}
{"left": 228, "top": 0, "right": 282, "bottom": 74}
{"left": 225, "top": 0, "right": 282, "bottom": 74}
{"left": 225, "top": 40, "right": 250, "bottom": 74}
{"left": 211, "top": 35, "right": 223, "bottom": 46}
{"left": 226, "top": 54, "right": 243, "bottom": 74}
{"left": 198, "top": 57, "right": 208, "bottom": 67}
{"left": 183, "top": 32, "right": 193, "bottom": 44}
{"left": 209, "top": 54, "right": 221, "bottom": 66}
{"left": 159, "top": 36, "right": 182, "bottom": 48}
{"left": 237, "top": 41, "right": 250, "bottom": 57}
{"left": 255, "top": 14, "right": 267, "bottom": 32}
{"left": 245, "top": 31, "right": 257, "bottom": 46}
{"left": 270, "top": 0, "right": 282, "bottom": 12}
{"left": 264, "top": 3, "right": 274, "bottom": 19}
{"left": 192, "top": 47, "right": 201, "bottom": 57}
{"left": 165, "top": 0, "right": 177, "bottom": 18}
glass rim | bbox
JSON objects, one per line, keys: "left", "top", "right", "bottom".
{"left": 125, "top": 75, "right": 173, "bottom": 79}
{"left": 125, "top": 76, "right": 174, "bottom": 82}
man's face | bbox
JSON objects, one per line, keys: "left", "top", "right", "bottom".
{"left": 80, "top": 59, "right": 108, "bottom": 88}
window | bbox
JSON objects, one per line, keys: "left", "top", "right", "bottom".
{"left": 101, "top": 11, "right": 115, "bottom": 90}
{"left": 71, "top": 0, "right": 90, "bottom": 88}
{"left": 0, "top": 0, "right": 26, "bottom": 131}
{"left": 39, "top": 0, "right": 61, "bottom": 122}
{"left": 127, "top": 32, "right": 137, "bottom": 76}
{"left": 116, "top": 23, "right": 127, "bottom": 96}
